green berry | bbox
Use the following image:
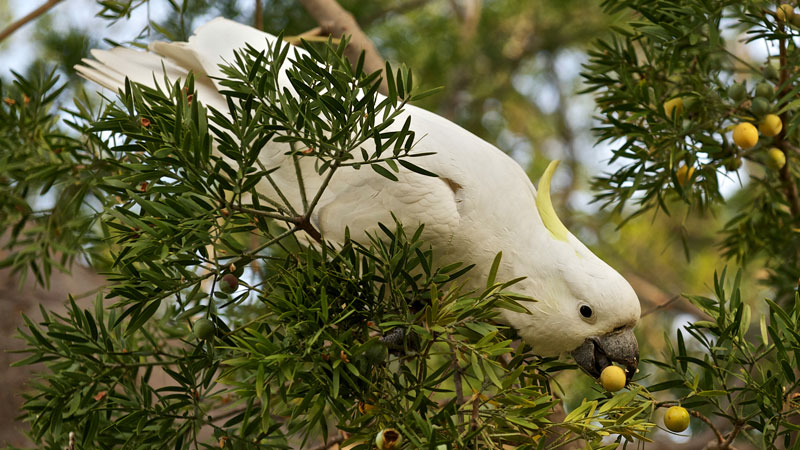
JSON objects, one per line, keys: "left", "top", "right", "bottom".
{"left": 727, "top": 83, "right": 747, "bottom": 102}
{"left": 755, "top": 82, "right": 773, "bottom": 100}
{"left": 724, "top": 157, "right": 742, "bottom": 171}
{"left": 764, "top": 64, "right": 779, "bottom": 81}
{"left": 219, "top": 273, "right": 239, "bottom": 294}
{"left": 193, "top": 318, "right": 216, "bottom": 340}
{"left": 751, "top": 97, "right": 771, "bottom": 117}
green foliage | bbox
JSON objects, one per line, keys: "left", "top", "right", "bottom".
{"left": 0, "top": 69, "right": 109, "bottom": 287}
{"left": 4, "top": 2, "right": 800, "bottom": 449}
{"left": 582, "top": 0, "right": 800, "bottom": 296}
{"left": 646, "top": 268, "right": 800, "bottom": 448}
{"left": 4, "top": 30, "right": 660, "bottom": 450}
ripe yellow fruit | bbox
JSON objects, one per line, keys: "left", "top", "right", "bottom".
{"left": 600, "top": 365, "right": 627, "bottom": 392}
{"left": 760, "top": 114, "right": 783, "bottom": 137}
{"left": 777, "top": 4, "right": 795, "bottom": 22}
{"left": 733, "top": 123, "right": 759, "bottom": 149}
{"left": 767, "top": 148, "right": 787, "bottom": 170}
{"left": 676, "top": 165, "right": 695, "bottom": 187}
{"left": 664, "top": 97, "right": 684, "bottom": 118}
{"left": 664, "top": 406, "right": 690, "bottom": 432}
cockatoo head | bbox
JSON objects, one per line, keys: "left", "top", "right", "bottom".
{"left": 507, "top": 161, "right": 641, "bottom": 382}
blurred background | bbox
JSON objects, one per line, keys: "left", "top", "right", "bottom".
{"left": 0, "top": 0, "right": 773, "bottom": 447}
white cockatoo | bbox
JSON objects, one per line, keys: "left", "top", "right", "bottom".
{"left": 77, "top": 18, "right": 641, "bottom": 381}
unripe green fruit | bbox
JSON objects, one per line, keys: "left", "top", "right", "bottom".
{"left": 751, "top": 97, "right": 770, "bottom": 117}
{"left": 664, "top": 406, "right": 690, "bottom": 432}
{"left": 755, "top": 82, "right": 773, "bottom": 100}
{"left": 725, "top": 157, "right": 742, "bottom": 171}
{"left": 193, "top": 318, "right": 216, "bottom": 340}
{"left": 727, "top": 83, "right": 747, "bottom": 102}
{"left": 764, "top": 64, "right": 779, "bottom": 81}
{"left": 219, "top": 273, "right": 239, "bottom": 294}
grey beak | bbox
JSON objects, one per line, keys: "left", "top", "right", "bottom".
{"left": 570, "top": 327, "right": 639, "bottom": 382}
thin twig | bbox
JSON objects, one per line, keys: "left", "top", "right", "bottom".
{"left": 253, "top": 0, "right": 263, "bottom": 31}
{"left": 292, "top": 150, "right": 310, "bottom": 211}
{"left": 641, "top": 294, "right": 682, "bottom": 317}
{"left": 231, "top": 205, "right": 296, "bottom": 223}
{"left": 305, "top": 159, "right": 341, "bottom": 215}
{"left": 449, "top": 339, "right": 465, "bottom": 431}
{"left": 720, "top": 422, "right": 744, "bottom": 449}
{"left": 688, "top": 409, "right": 725, "bottom": 444}
{"left": 777, "top": 19, "right": 800, "bottom": 262}
{"left": 297, "top": 0, "right": 389, "bottom": 95}
{"left": 0, "top": 0, "right": 64, "bottom": 43}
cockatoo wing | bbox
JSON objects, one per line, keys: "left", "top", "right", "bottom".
{"left": 77, "top": 18, "right": 466, "bottom": 248}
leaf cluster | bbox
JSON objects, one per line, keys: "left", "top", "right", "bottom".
{"left": 645, "top": 268, "right": 800, "bottom": 448}
{"left": 582, "top": 0, "right": 800, "bottom": 295}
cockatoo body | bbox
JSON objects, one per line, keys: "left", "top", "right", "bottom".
{"left": 77, "top": 18, "right": 641, "bottom": 380}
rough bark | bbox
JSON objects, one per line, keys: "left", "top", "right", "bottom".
{"left": 297, "top": 0, "right": 389, "bottom": 95}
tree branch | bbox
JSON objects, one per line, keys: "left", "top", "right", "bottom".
{"left": 254, "top": 0, "right": 263, "bottom": 31}
{"left": 778, "top": 32, "right": 800, "bottom": 220}
{"left": 297, "top": 0, "right": 389, "bottom": 95}
{"left": 0, "top": 0, "right": 64, "bottom": 43}
{"left": 449, "top": 339, "right": 466, "bottom": 431}
{"left": 688, "top": 409, "right": 725, "bottom": 444}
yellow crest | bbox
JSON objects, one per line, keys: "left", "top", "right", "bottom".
{"left": 535, "top": 160, "right": 569, "bottom": 242}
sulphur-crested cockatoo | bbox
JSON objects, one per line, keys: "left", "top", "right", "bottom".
{"left": 77, "top": 17, "right": 641, "bottom": 381}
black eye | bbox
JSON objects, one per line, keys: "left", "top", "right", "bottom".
{"left": 579, "top": 305, "right": 593, "bottom": 319}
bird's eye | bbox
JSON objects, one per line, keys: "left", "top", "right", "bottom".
{"left": 579, "top": 304, "right": 594, "bottom": 319}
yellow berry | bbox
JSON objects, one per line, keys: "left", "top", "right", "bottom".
{"left": 767, "top": 148, "right": 787, "bottom": 170}
{"left": 600, "top": 365, "right": 627, "bottom": 392}
{"left": 760, "top": 114, "right": 783, "bottom": 137}
{"left": 733, "top": 122, "right": 759, "bottom": 149}
{"left": 777, "top": 4, "right": 795, "bottom": 22}
{"left": 676, "top": 165, "right": 695, "bottom": 187}
{"left": 664, "top": 406, "right": 690, "bottom": 432}
{"left": 664, "top": 97, "right": 684, "bottom": 118}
